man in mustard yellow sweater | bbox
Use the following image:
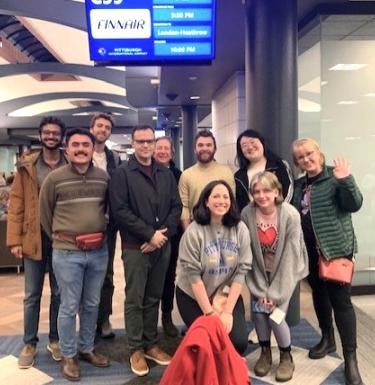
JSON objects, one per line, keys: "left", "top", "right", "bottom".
{"left": 178, "top": 130, "right": 235, "bottom": 232}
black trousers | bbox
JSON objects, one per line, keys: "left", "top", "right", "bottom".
{"left": 161, "top": 232, "right": 181, "bottom": 313}
{"left": 97, "top": 225, "right": 117, "bottom": 327}
{"left": 176, "top": 286, "right": 249, "bottom": 355}
{"left": 307, "top": 246, "right": 357, "bottom": 351}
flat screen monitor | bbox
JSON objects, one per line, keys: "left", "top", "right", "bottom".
{"left": 85, "top": 0, "right": 216, "bottom": 66}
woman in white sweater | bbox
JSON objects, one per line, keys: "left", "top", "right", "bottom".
{"left": 175, "top": 180, "right": 252, "bottom": 355}
{"left": 241, "top": 171, "right": 308, "bottom": 382}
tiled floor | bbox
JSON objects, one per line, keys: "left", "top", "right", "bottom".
{"left": 0, "top": 238, "right": 374, "bottom": 384}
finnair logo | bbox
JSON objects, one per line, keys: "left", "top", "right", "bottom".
{"left": 90, "top": 9, "right": 151, "bottom": 39}
{"left": 91, "top": 0, "right": 123, "bottom": 5}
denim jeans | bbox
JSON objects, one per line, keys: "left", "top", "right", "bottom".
{"left": 24, "top": 230, "right": 59, "bottom": 346}
{"left": 52, "top": 245, "right": 108, "bottom": 357}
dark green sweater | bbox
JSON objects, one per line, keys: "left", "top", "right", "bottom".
{"left": 39, "top": 164, "right": 109, "bottom": 250}
{"left": 292, "top": 166, "right": 362, "bottom": 260}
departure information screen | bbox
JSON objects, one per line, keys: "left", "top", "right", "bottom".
{"left": 85, "top": 0, "right": 216, "bottom": 65}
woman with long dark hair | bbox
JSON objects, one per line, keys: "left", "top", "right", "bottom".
{"left": 175, "top": 180, "right": 252, "bottom": 355}
{"left": 235, "top": 129, "right": 293, "bottom": 212}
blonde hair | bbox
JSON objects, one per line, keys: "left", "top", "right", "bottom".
{"left": 249, "top": 171, "right": 284, "bottom": 205}
{"left": 292, "top": 138, "right": 325, "bottom": 167}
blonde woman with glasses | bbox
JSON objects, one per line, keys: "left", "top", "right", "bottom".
{"left": 292, "top": 138, "right": 363, "bottom": 385}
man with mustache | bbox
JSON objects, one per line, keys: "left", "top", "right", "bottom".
{"left": 39, "top": 128, "right": 110, "bottom": 381}
{"left": 89, "top": 113, "right": 121, "bottom": 339}
{"left": 7, "top": 117, "right": 66, "bottom": 369}
{"left": 178, "top": 130, "right": 235, "bottom": 231}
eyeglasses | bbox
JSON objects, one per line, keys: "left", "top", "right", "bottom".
{"left": 133, "top": 139, "right": 155, "bottom": 145}
{"left": 41, "top": 130, "right": 61, "bottom": 137}
{"left": 295, "top": 150, "right": 316, "bottom": 162}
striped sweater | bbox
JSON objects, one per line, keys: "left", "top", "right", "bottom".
{"left": 292, "top": 166, "right": 362, "bottom": 260}
{"left": 39, "top": 163, "right": 109, "bottom": 250}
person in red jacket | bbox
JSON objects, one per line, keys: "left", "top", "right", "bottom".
{"left": 160, "top": 315, "right": 250, "bottom": 385}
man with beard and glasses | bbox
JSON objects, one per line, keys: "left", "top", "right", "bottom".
{"left": 7, "top": 116, "right": 66, "bottom": 369}
{"left": 89, "top": 113, "right": 121, "bottom": 339}
{"left": 178, "top": 130, "right": 235, "bottom": 232}
{"left": 40, "top": 128, "right": 110, "bottom": 382}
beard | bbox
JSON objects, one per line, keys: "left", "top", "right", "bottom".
{"left": 41, "top": 140, "right": 61, "bottom": 151}
{"left": 196, "top": 151, "right": 215, "bottom": 164}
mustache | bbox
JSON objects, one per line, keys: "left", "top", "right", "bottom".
{"left": 73, "top": 152, "right": 88, "bottom": 156}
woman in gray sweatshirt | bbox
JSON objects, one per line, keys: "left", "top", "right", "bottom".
{"left": 175, "top": 180, "right": 252, "bottom": 355}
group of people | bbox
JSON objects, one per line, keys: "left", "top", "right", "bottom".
{"left": 5, "top": 117, "right": 363, "bottom": 385}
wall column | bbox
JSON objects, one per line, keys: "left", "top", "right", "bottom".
{"left": 245, "top": 0, "right": 298, "bottom": 161}
{"left": 181, "top": 105, "right": 198, "bottom": 169}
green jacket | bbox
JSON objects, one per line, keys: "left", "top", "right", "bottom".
{"left": 292, "top": 166, "right": 362, "bottom": 260}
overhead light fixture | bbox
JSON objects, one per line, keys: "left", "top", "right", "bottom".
{"left": 150, "top": 78, "right": 160, "bottom": 85}
{"left": 329, "top": 64, "right": 367, "bottom": 71}
{"left": 365, "top": 93, "right": 375, "bottom": 97}
{"left": 152, "top": 116, "right": 157, "bottom": 120}
{"left": 190, "top": 96, "right": 200, "bottom": 100}
{"left": 189, "top": 76, "right": 198, "bottom": 81}
{"left": 321, "top": 81, "right": 328, "bottom": 86}
{"left": 337, "top": 101, "right": 358, "bottom": 105}
{"left": 345, "top": 136, "right": 361, "bottom": 140}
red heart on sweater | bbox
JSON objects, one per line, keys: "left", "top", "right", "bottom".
{"left": 257, "top": 226, "right": 277, "bottom": 246}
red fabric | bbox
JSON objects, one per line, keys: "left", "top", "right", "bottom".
{"left": 160, "top": 315, "right": 250, "bottom": 385}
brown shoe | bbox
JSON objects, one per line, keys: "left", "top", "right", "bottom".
{"left": 78, "top": 349, "right": 109, "bottom": 367}
{"left": 18, "top": 344, "right": 37, "bottom": 369}
{"left": 130, "top": 350, "right": 149, "bottom": 377}
{"left": 275, "top": 350, "right": 295, "bottom": 382}
{"left": 61, "top": 356, "right": 81, "bottom": 382}
{"left": 145, "top": 346, "right": 172, "bottom": 365}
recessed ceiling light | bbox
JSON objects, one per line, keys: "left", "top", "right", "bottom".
{"left": 345, "top": 136, "right": 361, "bottom": 140}
{"left": 337, "top": 101, "right": 358, "bottom": 105}
{"left": 329, "top": 64, "right": 367, "bottom": 71}
{"left": 150, "top": 78, "right": 160, "bottom": 85}
{"left": 365, "top": 93, "right": 375, "bottom": 97}
{"left": 321, "top": 81, "right": 328, "bottom": 86}
{"left": 152, "top": 116, "right": 157, "bottom": 120}
{"left": 189, "top": 76, "right": 198, "bottom": 81}
{"left": 190, "top": 96, "right": 200, "bottom": 100}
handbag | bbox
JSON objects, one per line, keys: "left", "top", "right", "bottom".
{"left": 318, "top": 256, "right": 354, "bottom": 284}
{"left": 75, "top": 232, "right": 104, "bottom": 251}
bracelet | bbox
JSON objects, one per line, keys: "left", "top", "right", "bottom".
{"left": 205, "top": 310, "right": 214, "bottom": 316}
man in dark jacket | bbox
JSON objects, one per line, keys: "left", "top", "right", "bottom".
{"left": 154, "top": 136, "right": 182, "bottom": 337}
{"left": 89, "top": 113, "right": 121, "bottom": 338}
{"left": 110, "top": 125, "right": 182, "bottom": 377}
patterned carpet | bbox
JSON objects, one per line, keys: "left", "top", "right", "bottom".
{"left": 0, "top": 320, "right": 347, "bottom": 385}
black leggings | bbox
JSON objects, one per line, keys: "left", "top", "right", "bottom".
{"left": 307, "top": 247, "right": 357, "bottom": 351}
{"left": 176, "top": 286, "right": 249, "bottom": 355}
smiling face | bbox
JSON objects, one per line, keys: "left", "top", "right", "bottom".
{"left": 293, "top": 142, "right": 323, "bottom": 177}
{"left": 251, "top": 181, "right": 279, "bottom": 211}
{"left": 205, "top": 183, "right": 231, "bottom": 222}
{"left": 154, "top": 138, "right": 172, "bottom": 166}
{"left": 132, "top": 128, "right": 155, "bottom": 164}
{"left": 195, "top": 136, "right": 216, "bottom": 164}
{"left": 90, "top": 117, "right": 112, "bottom": 145}
{"left": 40, "top": 123, "right": 63, "bottom": 150}
{"left": 239, "top": 136, "right": 265, "bottom": 163}
{"left": 65, "top": 134, "right": 94, "bottom": 167}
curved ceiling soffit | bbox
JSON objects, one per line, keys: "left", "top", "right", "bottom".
{"left": 40, "top": 106, "right": 134, "bottom": 117}
{"left": 0, "top": 0, "right": 86, "bottom": 31}
{"left": 0, "top": 63, "right": 128, "bottom": 89}
{"left": 0, "top": 92, "right": 131, "bottom": 115}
